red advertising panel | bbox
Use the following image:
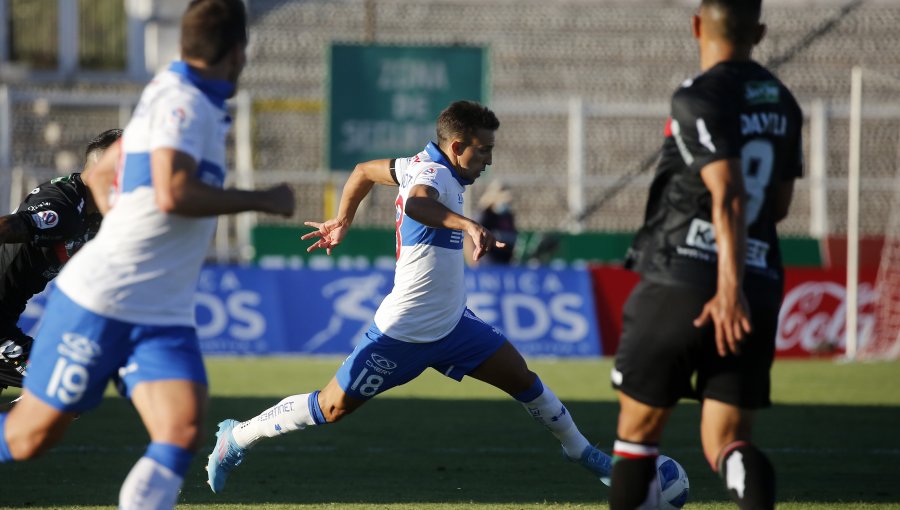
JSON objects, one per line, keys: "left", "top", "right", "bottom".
{"left": 590, "top": 266, "right": 879, "bottom": 358}
{"left": 777, "top": 267, "right": 878, "bottom": 357}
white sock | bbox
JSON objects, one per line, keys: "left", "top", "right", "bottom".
{"left": 232, "top": 393, "right": 318, "bottom": 449}
{"left": 521, "top": 386, "right": 591, "bottom": 459}
{"left": 118, "top": 457, "right": 182, "bottom": 510}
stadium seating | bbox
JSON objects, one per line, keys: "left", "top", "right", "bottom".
{"left": 9, "top": 0, "right": 900, "bottom": 235}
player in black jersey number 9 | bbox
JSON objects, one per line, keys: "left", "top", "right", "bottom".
{"left": 610, "top": 1, "right": 803, "bottom": 509}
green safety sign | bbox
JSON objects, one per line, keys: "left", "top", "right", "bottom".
{"left": 328, "top": 44, "right": 488, "bottom": 170}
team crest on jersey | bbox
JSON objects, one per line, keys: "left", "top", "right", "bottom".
{"left": 32, "top": 210, "right": 59, "bottom": 229}
{"left": 165, "top": 107, "right": 190, "bottom": 132}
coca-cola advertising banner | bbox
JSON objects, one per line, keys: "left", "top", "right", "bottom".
{"left": 778, "top": 267, "right": 878, "bottom": 356}
{"left": 589, "top": 266, "right": 879, "bottom": 358}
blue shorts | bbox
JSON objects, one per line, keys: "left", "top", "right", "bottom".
{"left": 24, "top": 289, "right": 208, "bottom": 413}
{"left": 335, "top": 309, "right": 507, "bottom": 399}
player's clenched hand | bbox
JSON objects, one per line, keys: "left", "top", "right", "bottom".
{"left": 466, "top": 223, "right": 506, "bottom": 262}
{"left": 301, "top": 219, "right": 348, "bottom": 256}
{"left": 261, "top": 183, "right": 295, "bottom": 217}
{"left": 693, "top": 290, "right": 752, "bottom": 357}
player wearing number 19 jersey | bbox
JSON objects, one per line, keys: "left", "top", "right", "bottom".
{"left": 609, "top": 1, "right": 803, "bottom": 509}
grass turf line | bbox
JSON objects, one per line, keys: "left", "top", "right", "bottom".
{"left": 1, "top": 358, "right": 898, "bottom": 509}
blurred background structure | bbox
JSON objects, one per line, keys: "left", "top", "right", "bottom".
{"left": 1, "top": 0, "right": 898, "bottom": 258}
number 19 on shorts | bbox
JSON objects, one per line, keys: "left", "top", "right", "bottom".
{"left": 46, "top": 357, "right": 89, "bottom": 405}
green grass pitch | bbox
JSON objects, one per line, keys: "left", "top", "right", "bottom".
{"left": 2, "top": 357, "right": 899, "bottom": 509}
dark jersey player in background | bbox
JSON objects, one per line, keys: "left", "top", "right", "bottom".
{"left": 0, "top": 129, "right": 122, "bottom": 395}
{"left": 609, "top": 1, "right": 802, "bottom": 509}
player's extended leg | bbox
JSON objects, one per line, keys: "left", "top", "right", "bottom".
{"left": 206, "top": 378, "right": 361, "bottom": 494}
{"left": 207, "top": 323, "right": 415, "bottom": 493}
{"left": 702, "top": 398, "right": 774, "bottom": 510}
{"left": 609, "top": 391, "right": 673, "bottom": 510}
{"left": 119, "top": 380, "right": 207, "bottom": 510}
{"left": 468, "top": 340, "right": 613, "bottom": 485}
{"left": 0, "top": 390, "right": 77, "bottom": 461}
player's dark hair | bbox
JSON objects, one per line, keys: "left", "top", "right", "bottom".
{"left": 84, "top": 128, "right": 122, "bottom": 161}
{"left": 436, "top": 101, "right": 500, "bottom": 145}
{"left": 701, "top": 0, "right": 762, "bottom": 45}
{"left": 181, "top": 0, "right": 247, "bottom": 65}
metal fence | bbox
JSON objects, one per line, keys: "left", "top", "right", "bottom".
{"left": 2, "top": 84, "right": 900, "bottom": 263}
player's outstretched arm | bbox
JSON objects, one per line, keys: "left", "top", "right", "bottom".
{"left": 151, "top": 148, "right": 294, "bottom": 218}
{"left": 694, "top": 158, "right": 752, "bottom": 357}
{"left": 302, "top": 159, "right": 395, "bottom": 255}
{"left": 405, "top": 184, "right": 505, "bottom": 262}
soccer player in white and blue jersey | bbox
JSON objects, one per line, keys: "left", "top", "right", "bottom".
{"left": 206, "top": 100, "right": 613, "bottom": 494}
{"left": 0, "top": 2, "right": 294, "bottom": 509}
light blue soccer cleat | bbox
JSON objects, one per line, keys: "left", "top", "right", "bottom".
{"left": 571, "top": 444, "right": 612, "bottom": 487}
{"left": 207, "top": 419, "right": 246, "bottom": 493}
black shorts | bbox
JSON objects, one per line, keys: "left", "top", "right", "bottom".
{"left": 612, "top": 279, "right": 779, "bottom": 409}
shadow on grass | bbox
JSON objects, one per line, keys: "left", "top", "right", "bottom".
{"left": 2, "top": 396, "right": 899, "bottom": 507}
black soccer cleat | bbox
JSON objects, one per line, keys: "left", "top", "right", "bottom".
{"left": 0, "top": 336, "right": 33, "bottom": 389}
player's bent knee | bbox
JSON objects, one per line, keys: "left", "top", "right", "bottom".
{"left": 149, "top": 423, "right": 204, "bottom": 451}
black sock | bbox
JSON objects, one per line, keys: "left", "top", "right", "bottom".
{"left": 610, "top": 440, "right": 659, "bottom": 510}
{"left": 717, "top": 441, "right": 776, "bottom": 510}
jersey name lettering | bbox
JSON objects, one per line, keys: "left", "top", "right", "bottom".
{"left": 740, "top": 112, "right": 787, "bottom": 137}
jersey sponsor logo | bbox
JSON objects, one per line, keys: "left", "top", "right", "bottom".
{"left": 50, "top": 175, "right": 74, "bottom": 184}
{"left": 32, "top": 210, "right": 59, "bottom": 229}
{"left": 740, "top": 112, "right": 787, "bottom": 137}
{"left": 26, "top": 201, "right": 52, "bottom": 212}
{"left": 58, "top": 332, "right": 102, "bottom": 365}
{"left": 258, "top": 400, "right": 295, "bottom": 422}
{"left": 366, "top": 352, "right": 397, "bottom": 375}
{"left": 745, "top": 81, "right": 780, "bottom": 105}
{"left": 684, "top": 218, "right": 769, "bottom": 268}
{"left": 370, "top": 353, "right": 397, "bottom": 371}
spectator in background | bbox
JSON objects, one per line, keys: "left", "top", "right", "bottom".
{"left": 474, "top": 179, "right": 518, "bottom": 265}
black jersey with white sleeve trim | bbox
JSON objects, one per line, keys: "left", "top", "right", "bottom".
{"left": 625, "top": 61, "right": 803, "bottom": 293}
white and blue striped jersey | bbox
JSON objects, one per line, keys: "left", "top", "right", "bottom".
{"left": 373, "top": 142, "right": 471, "bottom": 343}
{"left": 56, "top": 61, "right": 233, "bottom": 326}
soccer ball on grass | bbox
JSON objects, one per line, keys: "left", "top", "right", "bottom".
{"left": 651, "top": 455, "right": 690, "bottom": 509}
